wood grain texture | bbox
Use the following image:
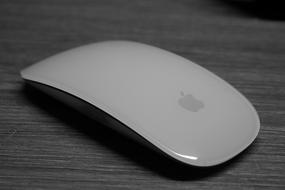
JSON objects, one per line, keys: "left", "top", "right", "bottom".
{"left": 0, "top": 0, "right": 285, "bottom": 189}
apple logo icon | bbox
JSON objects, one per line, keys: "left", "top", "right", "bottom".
{"left": 178, "top": 91, "right": 204, "bottom": 112}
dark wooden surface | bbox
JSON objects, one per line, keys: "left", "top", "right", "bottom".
{"left": 1, "top": 0, "right": 285, "bottom": 189}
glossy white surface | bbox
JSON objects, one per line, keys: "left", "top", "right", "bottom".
{"left": 21, "top": 41, "right": 260, "bottom": 166}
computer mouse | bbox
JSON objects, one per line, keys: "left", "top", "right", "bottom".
{"left": 20, "top": 41, "right": 260, "bottom": 167}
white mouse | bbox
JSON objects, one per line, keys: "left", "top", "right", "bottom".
{"left": 21, "top": 41, "right": 260, "bottom": 167}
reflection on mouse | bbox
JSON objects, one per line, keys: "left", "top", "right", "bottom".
{"left": 21, "top": 41, "right": 260, "bottom": 167}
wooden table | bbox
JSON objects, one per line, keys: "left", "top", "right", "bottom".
{"left": 1, "top": 0, "right": 284, "bottom": 189}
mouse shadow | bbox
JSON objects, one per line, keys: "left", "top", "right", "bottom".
{"left": 21, "top": 83, "right": 259, "bottom": 180}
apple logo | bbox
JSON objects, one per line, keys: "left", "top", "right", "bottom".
{"left": 178, "top": 91, "right": 204, "bottom": 112}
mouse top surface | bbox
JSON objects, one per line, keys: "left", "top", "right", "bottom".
{"left": 21, "top": 41, "right": 260, "bottom": 167}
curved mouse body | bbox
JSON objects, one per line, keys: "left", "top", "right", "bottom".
{"left": 21, "top": 41, "right": 260, "bottom": 167}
